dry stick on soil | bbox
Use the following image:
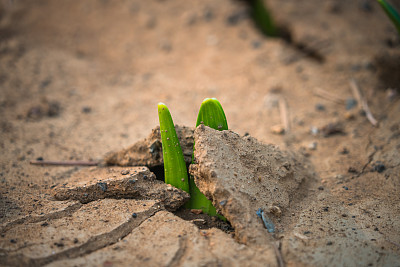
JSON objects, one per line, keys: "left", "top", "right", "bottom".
{"left": 349, "top": 78, "right": 378, "bottom": 127}
{"left": 30, "top": 160, "right": 99, "bottom": 166}
{"left": 278, "top": 96, "right": 290, "bottom": 133}
{"left": 273, "top": 241, "right": 285, "bottom": 267}
{"left": 313, "top": 88, "right": 346, "bottom": 104}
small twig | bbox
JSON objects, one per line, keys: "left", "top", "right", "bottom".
{"left": 386, "top": 239, "right": 400, "bottom": 249}
{"left": 313, "top": 88, "right": 346, "bottom": 104}
{"left": 293, "top": 232, "right": 310, "bottom": 240}
{"left": 278, "top": 97, "right": 290, "bottom": 133}
{"left": 349, "top": 78, "right": 378, "bottom": 127}
{"left": 273, "top": 241, "right": 285, "bottom": 267}
{"left": 30, "top": 160, "right": 99, "bottom": 166}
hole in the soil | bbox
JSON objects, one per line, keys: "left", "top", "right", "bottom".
{"left": 173, "top": 207, "right": 234, "bottom": 234}
{"left": 149, "top": 165, "right": 165, "bottom": 182}
{"left": 149, "top": 163, "right": 192, "bottom": 182}
{"left": 149, "top": 164, "right": 233, "bottom": 234}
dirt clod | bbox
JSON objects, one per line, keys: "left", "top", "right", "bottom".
{"left": 53, "top": 166, "right": 189, "bottom": 211}
{"left": 104, "top": 126, "right": 194, "bottom": 167}
{"left": 190, "top": 125, "right": 315, "bottom": 245}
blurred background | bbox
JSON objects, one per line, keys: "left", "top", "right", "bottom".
{"left": 0, "top": 0, "right": 398, "bottom": 175}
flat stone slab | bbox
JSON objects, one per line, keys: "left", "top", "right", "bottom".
{"left": 190, "top": 125, "right": 315, "bottom": 245}
{"left": 46, "top": 211, "right": 277, "bottom": 267}
{"left": 53, "top": 166, "right": 189, "bottom": 210}
{"left": 104, "top": 125, "right": 194, "bottom": 167}
{"left": 0, "top": 199, "right": 160, "bottom": 266}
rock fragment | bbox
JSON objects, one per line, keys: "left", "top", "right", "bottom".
{"left": 47, "top": 211, "right": 277, "bottom": 267}
{"left": 53, "top": 166, "right": 189, "bottom": 210}
{"left": 104, "top": 125, "right": 194, "bottom": 167}
{"left": 190, "top": 125, "right": 314, "bottom": 245}
{"left": 0, "top": 199, "right": 160, "bottom": 265}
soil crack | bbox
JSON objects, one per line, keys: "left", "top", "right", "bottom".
{"left": 0, "top": 202, "right": 82, "bottom": 234}
{"left": 166, "top": 235, "right": 188, "bottom": 267}
{"left": 0, "top": 204, "right": 162, "bottom": 267}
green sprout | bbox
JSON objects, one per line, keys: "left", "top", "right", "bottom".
{"left": 158, "top": 103, "right": 189, "bottom": 193}
{"left": 249, "top": 0, "right": 278, "bottom": 37}
{"left": 377, "top": 0, "right": 400, "bottom": 35}
{"left": 187, "top": 98, "right": 228, "bottom": 218}
{"left": 157, "top": 98, "right": 228, "bottom": 219}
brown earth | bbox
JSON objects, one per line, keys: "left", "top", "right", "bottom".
{"left": 1, "top": 0, "right": 400, "bottom": 266}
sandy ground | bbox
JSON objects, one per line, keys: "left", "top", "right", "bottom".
{"left": 1, "top": 0, "right": 400, "bottom": 266}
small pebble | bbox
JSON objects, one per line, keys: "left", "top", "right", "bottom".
{"left": 344, "top": 111, "right": 356, "bottom": 120}
{"left": 373, "top": 162, "right": 386, "bottom": 173}
{"left": 308, "top": 142, "right": 317, "bottom": 150}
{"left": 315, "top": 103, "right": 325, "bottom": 111}
{"left": 82, "top": 106, "right": 92, "bottom": 113}
{"left": 191, "top": 209, "right": 203, "bottom": 215}
{"left": 54, "top": 242, "right": 64, "bottom": 247}
{"left": 346, "top": 98, "right": 357, "bottom": 110}
{"left": 132, "top": 213, "right": 137, "bottom": 218}
{"left": 219, "top": 200, "right": 227, "bottom": 206}
{"left": 271, "top": 124, "right": 285, "bottom": 135}
{"left": 348, "top": 167, "right": 357, "bottom": 173}
{"left": 310, "top": 126, "right": 319, "bottom": 136}
{"left": 121, "top": 170, "right": 129, "bottom": 175}
{"left": 269, "top": 206, "right": 282, "bottom": 217}
{"left": 339, "top": 147, "right": 349, "bottom": 154}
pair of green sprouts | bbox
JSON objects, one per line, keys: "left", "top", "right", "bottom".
{"left": 378, "top": 0, "right": 400, "bottom": 35}
{"left": 158, "top": 98, "right": 227, "bottom": 219}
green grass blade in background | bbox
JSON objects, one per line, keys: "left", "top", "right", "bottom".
{"left": 189, "top": 98, "right": 228, "bottom": 218}
{"left": 158, "top": 103, "right": 189, "bottom": 193}
{"left": 250, "top": 0, "right": 278, "bottom": 37}
{"left": 377, "top": 0, "right": 400, "bottom": 34}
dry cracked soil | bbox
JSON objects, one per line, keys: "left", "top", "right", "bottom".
{"left": 1, "top": 0, "right": 400, "bottom": 266}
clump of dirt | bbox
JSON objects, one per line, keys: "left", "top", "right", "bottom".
{"left": 53, "top": 166, "right": 189, "bottom": 211}
{"left": 190, "top": 125, "right": 316, "bottom": 245}
{"left": 104, "top": 125, "right": 194, "bottom": 169}
{"left": 25, "top": 98, "right": 61, "bottom": 120}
